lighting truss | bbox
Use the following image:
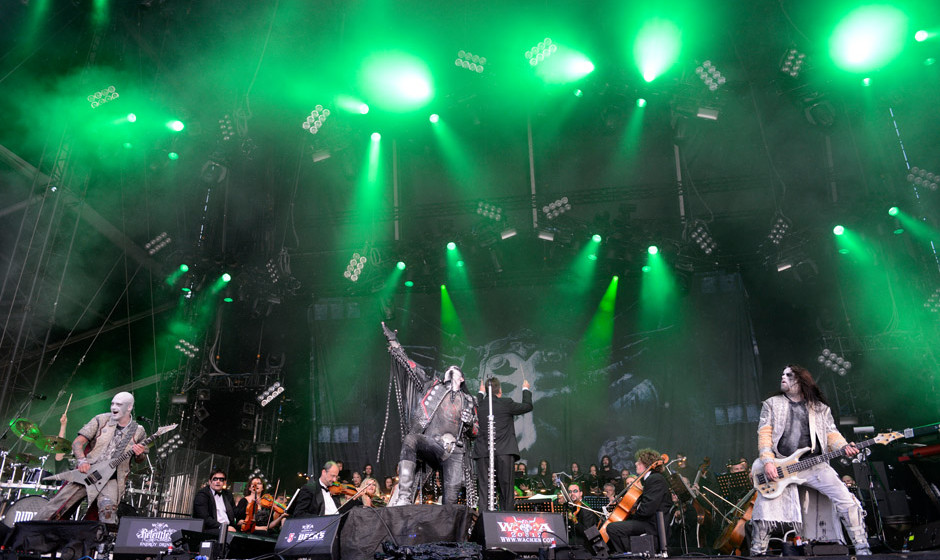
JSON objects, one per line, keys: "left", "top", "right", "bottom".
{"left": 542, "top": 196, "right": 571, "bottom": 220}
{"left": 768, "top": 214, "right": 791, "bottom": 246}
{"left": 477, "top": 201, "right": 503, "bottom": 221}
{"left": 688, "top": 220, "right": 717, "bottom": 255}
{"left": 302, "top": 105, "right": 331, "bottom": 135}
{"left": 780, "top": 48, "right": 807, "bottom": 78}
{"left": 907, "top": 167, "right": 938, "bottom": 191}
{"left": 156, "top": 433, "right": 184, "bottom": 460}
{"left": 695, "top": 61, "right": 725, "bottom": 91}
{"left": 344, "top": 252, "right": 367, "bottom": 282}
{"left": 817, "top": 348, "right": 852, "bottom": 376}
{"left": 525, "top": 38, "right": 557, "bottom": 67}
{"left": 144, "top": 232, "right": 172, "bottom": 255}
{"left": 257, "top": 382, "right": 285, "bottom": 407}
{"left": 456, "top": 50, "right": 486, "bottom": 73}
{"left": 87, "top": 85, "right": 119, "bottom": 108}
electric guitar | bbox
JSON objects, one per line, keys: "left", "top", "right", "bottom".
{"left": 751, "top": 430, "right": 903, "bottom": 499}
{"left": 45, "top": 424, "right": 177, "bottom": 503}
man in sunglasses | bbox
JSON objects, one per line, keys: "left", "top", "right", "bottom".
{"left": 193, "top": 468, "right": 237, "bottom": 531}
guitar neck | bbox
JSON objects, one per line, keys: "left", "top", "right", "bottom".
{"left": 791, "top": 437, "right": 878, "bottom": 473}
{"left": 107, "top": 431, "right": 159, "bottom": 469}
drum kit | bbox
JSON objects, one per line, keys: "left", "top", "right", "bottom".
{"left": 0, "top": 416, "right": 160, "bottom": 526}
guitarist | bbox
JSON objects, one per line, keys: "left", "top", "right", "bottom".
{"left": 34, "top": 391, "right": 147, "bottom": 525}
{"left": 749, "top": 365, "right": 870, "bottom": 555}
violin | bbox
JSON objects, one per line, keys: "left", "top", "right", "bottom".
{"left": 599, "top": 454, "right": 668, "bottom": 543}
{"left": 260, "top": 493, "right": 287, "bottom": 515}
{"left": 329, "top": 482, "right": 358, "bottom": 497}
{"left": 242, "top": 497, "right": 257, "bottom": 533}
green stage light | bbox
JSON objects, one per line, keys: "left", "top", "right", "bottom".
{"left": 126, "top": 113, "right": 137, "bottom": 123}
{"left": 359, "top": 104, "right": 370, "bottom": 114}
{"left": 181, "top": 287, "right": 191, "bottom": 293}
{"left": 180, "top": 264, "right": 189, "bottom": 272}
{"left": 642, "top": 265, "right": 651, "bottom": 272}
{"left": 456, "top": 260, "right": 464, "bottom": 267}
{"left": 888, "top": 206, "right": 899, "bottom": 216}
{"left": 396, "top": 261, "right": 406, "bottom": 270}
{"left": 371, "top": 132, "right": 381, "bottom": 141}
{"left": 588, "top": 254, "right": 598, "bottom": 261}
{"left": 574, "top": 89, "right": 583, "bottom": 97}
{"left": 636, "top": 98, "right": 647, "bottom": 108}
{"left": 404, "top": 280, "right": 414, "bottom": 287}
{"left": 612, "top": 275, "right": 619, "bottom": 281}
{"left": 223, "top": 297, "right": 234, "bottom": 303}
{"left": 359, "top": 51, "right": 433, "bottom": 112}
{"left": 634, "top": 18, "right": 681, "bottom": 82}
{"left": 591, "top": 234, "right": 602, "bottom": 243}
{"left": 648, "top": 245, "right": 658, "bottom": 255}
{"left": 167, "top": 152, "right": 179, "bottom": 160}
{"left": 221, "top": 273, "right": 232, "bottom": 282}
{"left": 429, "top": 113, "right": 439, "bottom": 123}
{"left": 123, "top": 142, "right": 133, "bottom": 149}
{"left": 830, "top": 5, "right": 908, "bottom": 72}
{"left": 894, "top": 227, "right": 905, "bottom": 235}
{"left": 915, "top": 30, "right": 928, "bottom": 42}
{"left": 833, "top": 225, "right": 845, "bottom": 235}
{"left": 927, "top": 58, "right": 937, "bottom": 66}
{"left": 862, "top": 77, "right": 871, "bottom": 86}
{"left": 167, "top": 120, "right": 185, "bottom": 132}
{"left": 447, "top": 242, "right": 457, "bottom": 250}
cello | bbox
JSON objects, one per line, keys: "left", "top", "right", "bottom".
{"left": 599, "top": 454, "right": 668, "bottom": 543}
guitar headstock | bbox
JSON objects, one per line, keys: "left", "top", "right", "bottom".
{"left": 874, "top": 431, "right": 903, "bottom": 445}
{"left": 155, "top": 424, "right": 178, "bottom": 437}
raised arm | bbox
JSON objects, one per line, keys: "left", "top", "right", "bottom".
{"left": 382, "top": 322, "right": 430, "bottom": 386}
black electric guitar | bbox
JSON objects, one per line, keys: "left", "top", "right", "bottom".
{"left": 751, "top": 430, "right": 903, "bottom": 499}
{"left": 45, "top": 424, "right": 177, "bottom": 503}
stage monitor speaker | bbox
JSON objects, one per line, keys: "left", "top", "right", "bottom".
{"left": 274, "top": 515, "right": 341, "bottom": 560}
{"left": 629, "top": 534, "right": 656, "bottom": 556}
{"left": 113, "top": 517, "right": 205, "bottom": 558}
{"left": 7, "top": 520, "right": 106, "bottom": 560}
{"left": 475, "top": 511, "right": 566, "bottom": 554}
{"left": 910, "top": 520, "right": 940, "bottom": 551}
{"left": 227, "top": 530, "right": 276, "bottom": 558}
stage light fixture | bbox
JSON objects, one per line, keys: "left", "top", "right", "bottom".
{"left": 175, "top": 339, "right": 199, "bottom": 358}
{"left": 456, "top": 50, "right": 486, "bottom": 73}
{"left": 538, "top": 230, "right": 555, "bottom": 242}
{"left": 833, "top": 225, "right": 845, "bottom": 236}
{"left": 696, "top": 107, "right": 719, "bottom": 121}
{"left": 525, "top": 38, "right": 557, "bottom": 67}
{"left": 780, "top": 48, "right": 806, "bottom": 78}
{"left": 404, "top": 280, "right": 414, "bottom": 287}
{"left": 302, "top": 105, "right": 331, "bottom": 135}
{"left": 221, "top": 273, "right": 232, "bottom": 282}
{"left": 915, "top": 30, "right": 929, "bottom": 42}
{"left": 167, "top": 120, "right": 185, "bottom": 132}
{"left": 144, "top": 232, "right": 172, "bottom": 255}
{"left": 924, "top": 288, "right": 940, "bottom": 313}
{"left": 648, "top": 245, "right": 658, "bottom": 255}
{"left": 87, "top": 85, "right": 119, "bottom": 108}
{"left": 477, "top": 201, "right": 503, "bottom": 221}
{"left": 636, "top": 98, "right": 647, "bottom": 107}
{"left": 257, "top": 382, "right": 285, "bottom": 407}
{"left": 688, "top": 221, "right": 717, "bottom": 255}
{"left": 344, "top": 252, "right": 368, "bottom": 282}
{"left": 591, "top": 234, "right": 602, "bottom": 243}
{"left": 396, "top": 261, "right": 406, "bottom": 270}
{"left": 768, "top": 214, "right": 791, "bottom": 245}
{"left": 126, "top": 113, "right": 137, "bottom": 123}
{"left": 429, "top": 113, "right": 440, "bottom": 123}
{"left": 500, "top": 228, "right": 518, "bottom": 240}
{"left": 266, "top": 259, "right": 280, "bottom": 284}
{"left": 371, "top": 132, "right": 381, "bottom": 141}
{"left": 167, "top": 152, "right": 179, "bottom": 160}
{"left": 542, "top": 196, "right": 571, "bottom": 220}
{"left": 446, "top": 242, "right": 457, "bottom": 251}
{"left": 907, "top": 167, "right": 939, "bottom": 191}
{"left": 816, "top": 348, "right": 852, "bottom": 376}
{"left": 695, "top": 60, "right": 726, "bottom": 91}
{"left": 219, "top": 114, "right": 235, "bottom": 141}
{"left": 888, "top": 206, "right": 899, "bottom": 216}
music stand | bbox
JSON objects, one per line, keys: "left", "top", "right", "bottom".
{"left": 716, "top": 471, "right": 751, "bottom": 501}
{"left": 667, "top": 473, "right": 693, "bottom": 503}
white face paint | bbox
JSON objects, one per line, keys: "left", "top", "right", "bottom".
{"left": 780, "top": 367, "right": 800, "bottom": 397}
{"left": 444, "top": 366, "right": 464, "bottom": 392}
{"left": 110, "top": 392, "right": 134, "bottom": 423}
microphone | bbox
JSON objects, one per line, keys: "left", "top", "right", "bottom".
{"left": 32, "top": 393, "right": 47, "bottom": 400}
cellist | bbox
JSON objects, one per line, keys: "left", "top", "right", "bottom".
{"left": 605, "top": 448, "right": 673, "bottom": 554}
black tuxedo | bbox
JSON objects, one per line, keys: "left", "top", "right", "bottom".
{"left": 473, "top": 388, "right": 533, "bottom": 511}
{"left": 192, "top": 486, "right": 237, "bottom": 530}
{"left": 605, "top": 470, "right": 671, "bottom": 553}
{"left": 289, "top": 482, "right": 341, "bottom": 517}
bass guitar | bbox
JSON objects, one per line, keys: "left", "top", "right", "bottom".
{"left": 751, "top": 430, "right": 903, "bottom": 499}
{"left": 45, "top": 424, "right": 178, "bottom": 503}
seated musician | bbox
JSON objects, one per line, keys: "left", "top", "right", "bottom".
{"left": 340, "top": 477, "right": 380, "bottom": 510}
{"left": 605, "top": 448, "right": 672, "bottom": 554}
{"left": 601, "top": 483, "right": 618, "bottom": 516}
{"left": 557, "top": 483, "right": 600, "bottom": 547}
{"left": 235, "top": 476, "right": 286, "bottom": 535}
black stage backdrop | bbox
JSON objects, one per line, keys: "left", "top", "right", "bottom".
{"left": 307, "top": 271, "right": 762, "bottom": 480}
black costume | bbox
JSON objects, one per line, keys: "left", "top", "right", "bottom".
{"left": 383, "top": 323, "right": 479, "bottom": 506}
{"left": 192, "top": 486, "right": 237, "bottom": 530}
{"left": 290, "top": 481, "right": 341, "bottom": 516}
{"left": 566, "top": 504, "right": 601, "bottom": 547}
{"left": 605, "top": 469, "right": 671, "bottom": 553}
{"left": 472, "top": 385, "right": 533, "bottom": 511}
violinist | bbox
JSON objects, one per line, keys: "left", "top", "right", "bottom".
{"left": 557, "top": 483, "right": 600, "bottom": 547}
{"left": 605, "top": 448, "right": 672, "bottom": 554}
{"left": 236, "top": 477, "right": 286, "bottom": 535}
{"left": 339, "top": 477, "right": 380, "bottom": 511}
{"left": 289, "top": 461, "right": 341, "bottom": 517}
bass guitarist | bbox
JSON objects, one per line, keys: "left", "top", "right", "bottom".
{"left": 749, "top": 365, "right": 869, "bottom": 555}
{"left": 34, "top": 391, "right": 147, "bottom": 526}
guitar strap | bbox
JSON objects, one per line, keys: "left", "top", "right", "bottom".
{"left": 110, "top": 420, "right": 139, "bottom": 461}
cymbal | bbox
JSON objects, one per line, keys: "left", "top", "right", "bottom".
{"left": 9, "top": 418, "right": 43, "bottom": 443}
{"left": 37, "top": 435, "right": 71, "bottom": 454}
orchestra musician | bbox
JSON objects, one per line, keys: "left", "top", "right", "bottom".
{"left": 289, "top": 461, "right": 341, "bottom": 516}
{"left": 235, "top": 476, "right": 286, "bottom": 535}
{"left": 473, "top": 376, "right": 533, "bottom": 511}
{"left": 605, "top": 448, "right": 672, "bottom": 554}
{"left": 557, "top": 482, "right": 601, "bottom": 547}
